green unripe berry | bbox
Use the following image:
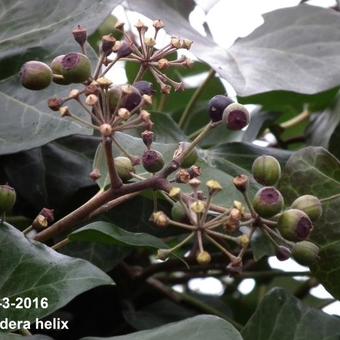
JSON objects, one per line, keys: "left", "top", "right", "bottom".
{"left": 178, "top": 142, "right": 198, "bottom": 168}
{"left": 277, "top": 209, "right": 313, "bottom": 242}
{"left": 291, "top": 195, "right": 322, "bottom": 221}
{"left": 142, "top": 150, "right": 164, "bottom": 173}
{"left": 171, "top": 201, "right": 187, "bottom": 222}
{"left": 196, "top": 251, "right": 212, "bottom": 265}
{"left": 51, "top": 55, "right": 71, "bottom": 85}
{"left": 0, "top": 184, "right": 16, "bottom": 215}
{"left": 292, "top": 240, "right": 319, "bottom": 266}
{"left": 252, "top": 187, "right": 284, "bottom": 218}
{"left": 20, "top": 61, "right": 52, "bottom": 90}
{"left": 61, "top": 53, "right": 91, "bottom": 83}
{"left": 114, "top": 156, "right": 134, "bottom": 182}
{"left": 251, "top": 155, "right": 281, "bottom": 186}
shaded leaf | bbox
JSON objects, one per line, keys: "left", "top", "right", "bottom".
{"left": 81, "top": 315, "right": 242, "bottom": 340}
{"left": 123, "top": 299, "right": 197, "bottom": 331}
{"left": 279, "top": 147, "right": 340, "bottom": 298}
{"left": 69, "top": 221, "right": 168, "bottom": 249}
{"left": 0, "top": 222, "right": 113, "bottom": 329}
{"left": 1, "top": 135, "right": 99, "bottom": 216}
{"left": 61, "top": 241, "right": 130, "bottom": 273}
{"left": 242, "top": 288, "right": 340, "bottom": 340}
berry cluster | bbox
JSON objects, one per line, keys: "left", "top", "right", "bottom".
{"left": 152, "top": 154, "right": 321, "bottom": 269}
{"left": 8, "top": 20, "right": 321, "bottom": 272}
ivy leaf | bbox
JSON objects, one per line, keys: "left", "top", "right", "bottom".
{"left": 279, "top": 147, "right": 340, "bottom": 298}
{"left": 0, "top": 222, "right": 113, "bottom": 330}
{"left": 126, "top": 1, "right": 340, "bottom": 96}
{"left": 69, "top": 221, "right": 168, "bottom": 249}
{"left": 81, "top": 315, "right": 242, "bottom": 340}
{"left": 242, "top": 288, "right": 340, "bottom": 340}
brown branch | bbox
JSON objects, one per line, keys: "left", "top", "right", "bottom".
{"left": 89, "top": 191, "right": 141, "bottom": 218}
{"left": 33, "top": 173, "right": 171, "bottom": 243}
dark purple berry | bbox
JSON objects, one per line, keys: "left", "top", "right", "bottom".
{"left": 208, "top": 95, "right": 234, "bottom": 122}
{"left": 122, "top": 87, "right": 142, "bottom": 111}
{"left": 134, "top": 81, "right": 156, "bottom": 96}
{"left": 276, "top": 246, "right": 291, "bottom": 261}
{"left": 117, "top": 41, "right": 133, "bottom": 58}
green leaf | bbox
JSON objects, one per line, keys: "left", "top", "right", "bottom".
{"left": 81, "top": 315, "right": 242, "bottom": 340}
{"left": 242, "top": 288, "right": 340, "bottom": 340}
{"left": 0, "top": 222, "right": 113, "bottom": 330}
{"left": 126, "top": 2, "right": 340, "bottom": 96}
{"left": 279, "top": 147, "right": 340, "bottom": 298}
{"left": 69, "top": 221, "right": 168, "bottom": 249}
